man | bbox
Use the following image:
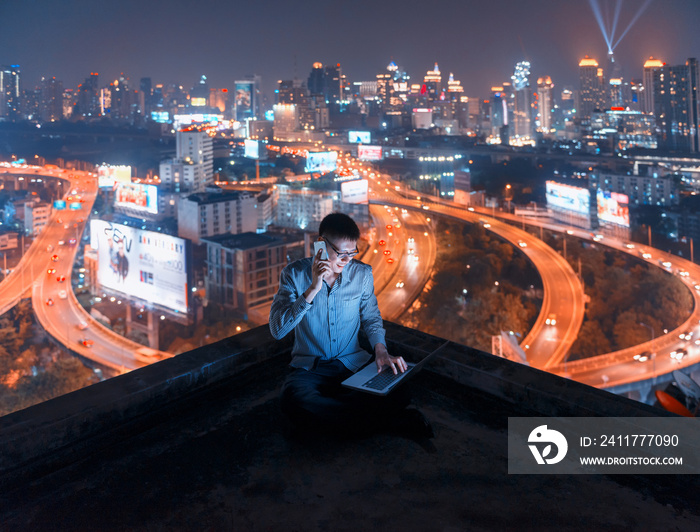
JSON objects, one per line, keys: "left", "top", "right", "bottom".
{"left": 269, "top": 213, "right": 432, "bottom": 439}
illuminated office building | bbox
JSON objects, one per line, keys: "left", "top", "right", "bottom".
{"left": 536, "top": 76, "right": 554, "bottom": 132}
{"left": 422, "top": 63, "right": 442, "bottom": 101}
{"left": 308, "top": 63, "right": 343, "bottom": 108}
{"left": 579, "top": 56, "right": 607, "bottom": 123}
{"left": 0, "top": 65, "right": 21, "bottom": 119}
{"left": 511, "top": 61, "right": 532, "bottom": 138}
{"left": 653, "top": 58, "right": 700, "bottom": 152}
{"left": 643, "top": 57, "right": 664, "bottom": 115}
{"left": 41, "top": 77, "right": 64, "bottom": 122}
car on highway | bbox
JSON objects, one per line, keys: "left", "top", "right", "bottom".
{"left": 386, "top": 258, "right": 395, "bottom": 264}
{"left": 670, "top": 349, "right": 688, "bottom": 361}
{"left": 625, "top": 243, "right": 635, "bottom": 249}
{"left": 679, "top": 331, "right": 694, "bottom": 341}
{"left": 56, "top": 275, "right": 66, "bottom": 283}
{"left": 51, "top": 254, "right": 59, "bottom": 262}
{"left": 395, "top": 280, "right": 405, "bottom": 288}
{"left": 408, "top": 237, "right": 414, "bottom": 243}
{"left": 134, "top": 347, "right": 164, "bottom": 363}
{"left": 58, "top": 240, "right": 65, "bottom": 246}
{"left": 77, "top": 321, "right": 88, "bottom": 330}
{"left": 545, "top": 313, "right": 557, "bottom": 326}
{"left": 378, "top": 239, "right": 386, "bottom": 246}
{"left": 633, "top": 351, "right": 652, "bottom": 363}
{"left": 69, "top": 238, "right": 76, "bottom": 245}
{"left": 58, "top": 290, "right": 67, "bottom": 299}
{"left": 46, "top": 298, "right": 54, "bottom": 306}
{"left": 383, "top": 250, "right": 391, "bottom": 256}
{"left": 47, "top": 268, "right": 56, "bottom": 275}
{"left": 80, "top": 339, "right": 94, "bottom": 348}
{"left": 46, "top": 244, "right": 54, "bottom": 252}
{"left": 518, "top": 241, "right": 527, "bottom": 248}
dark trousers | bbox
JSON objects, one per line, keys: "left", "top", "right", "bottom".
{"left": 280, "top": 359, "right": 410, "bottom": 434}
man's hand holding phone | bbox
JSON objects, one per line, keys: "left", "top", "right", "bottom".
{"left": 305, "top": 241, "right": 330, "bottom": 301}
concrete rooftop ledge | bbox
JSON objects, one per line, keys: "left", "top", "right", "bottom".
{"left": 0, "top": 322, "right": 669, "bottom": 484}
{"left": 2, "top": 323, "right": 697, "bottom": 531}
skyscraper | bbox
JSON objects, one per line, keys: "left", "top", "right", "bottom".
{"left": 642, "top": 57, "right": 664, "bottom": 115}
{"left": 76, "top": 73, "right": 100, "bottom": 118}
{"left": 41, "top": 77, "right": 63, "bottom": 122}
{"left": 422, "top": 63, "right": 442, "bottom": 102}
{"left": 512, "top": 61, "right": 532, "bottom": 138}
{"left": 536, "top": 76, "right": 554, "bottom": 132}
{"left": 579, "top": 56, "right": 607, "bottom": 124}
{"left": 307, "top": 63, "right": 342, "bottom": 109}
{"left": 0, "top": 65, "right": 21, "bottom": 120}
{"left": 653, "top": 58, "right": 700, "bottom": 152}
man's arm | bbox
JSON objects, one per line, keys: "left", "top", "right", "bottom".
{"left": 358, "top": 265, "right": 406, "bottom": 374}
{"left": 269, "top": 251, "right": 329, "bottom": 340}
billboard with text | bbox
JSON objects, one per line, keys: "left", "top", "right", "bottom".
{"left": 546, "top": 181, "right": 590, "bottom": 216}
{"left": 90, "top": 220, "right": 188, "bottom": 313}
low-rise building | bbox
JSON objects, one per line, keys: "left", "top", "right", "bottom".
{"left": 202, "top": 232, "right": 289, "bottom": 316}
{"left": 24, "top": 201, "right": 51, "bottom": 236}
{"left": 275, "top": 185, "right": 333, "bottom": 232}
{"left": 178, "top": 189, "right": 257, "bottom": 245}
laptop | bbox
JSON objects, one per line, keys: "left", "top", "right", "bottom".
{"left": 342, "top": 340, "right": 450, "bottom": 396}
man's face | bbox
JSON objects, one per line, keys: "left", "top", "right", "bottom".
{"left": 323, "top": 236, "right": 358, "bottom": 274}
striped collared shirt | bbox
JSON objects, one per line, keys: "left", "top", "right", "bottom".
{"left": 269, "top": 257, "right": 385, "bottom": 372}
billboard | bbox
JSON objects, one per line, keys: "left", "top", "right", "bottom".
{"left": 597, "top": 189, "right": 630, "bottom": 227}
{"left": 348, "top": 131, "right": 371, "bottom": 144}
{"left": 114, "top": 183, "right": 159, "bottom": 215}
{"left": 358, "top": 145, "right": 383, "bottom": 161}
{"left": 235, "top": 81, "right": 254, "bottom": 121}
{"left": 305, "top": 151, "right": 338, "bottom": 173}
{"left": 97, "top": 165, "right": 132, "bottom": 189}
{"left": 90, "top": 220, "right": 188, "bottom": 313}
{"left": 244, "top": 139, "right": 268, "bottom": 160}
{"left": 173, "top": 113, "right": 222, "bottom": 130}
{"left": 151, "top": 111, "right": 170, "bottom": 123}
{"left": 341, "top": 179, "right": 369, "bottom": 204}
{"left": 545, "top": 181, "right": 590, "bottom": 216}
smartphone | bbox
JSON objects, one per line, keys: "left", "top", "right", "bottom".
{"left": 313, "top": 240, "right": 328, "bottom": 260}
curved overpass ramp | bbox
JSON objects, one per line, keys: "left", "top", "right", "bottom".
{"left": 371, "top": 195, "right": 586, "bottom": 369}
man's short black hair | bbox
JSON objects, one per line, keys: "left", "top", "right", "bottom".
{"left": 319, "top": 212, "right": 360, "bottom": 242}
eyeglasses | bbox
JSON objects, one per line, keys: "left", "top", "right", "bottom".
{"left": 324, "top": 237, "right": 358, "bottom": 259}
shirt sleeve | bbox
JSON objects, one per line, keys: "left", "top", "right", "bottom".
{"left": 358, "top": 265, "right": 386, "bottom": 348}
{"left": 269, "top": 264, "right": 312, "bottom": 340}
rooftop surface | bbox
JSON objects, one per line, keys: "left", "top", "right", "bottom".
{"left": 1, "top": 323, "right": 699, "bottom": 531}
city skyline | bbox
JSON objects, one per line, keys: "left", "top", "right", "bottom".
{"left": 2, "top": 0, "right": 700, "bottom": 99}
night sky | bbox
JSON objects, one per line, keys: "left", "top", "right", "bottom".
{"left": 2, "top": 0, "right": 700, "bottom": 101}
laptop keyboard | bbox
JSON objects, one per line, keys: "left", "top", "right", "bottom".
{"left": 363, "top": 369, "right": 405, "bottom": 390}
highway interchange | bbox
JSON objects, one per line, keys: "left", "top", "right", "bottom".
{"left": 2, "top": 160, "right": 700, "bottom": 391}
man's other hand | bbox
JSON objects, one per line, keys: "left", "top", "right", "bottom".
{"left": 374, "top": 344, "right": 407, "bottom": 375}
